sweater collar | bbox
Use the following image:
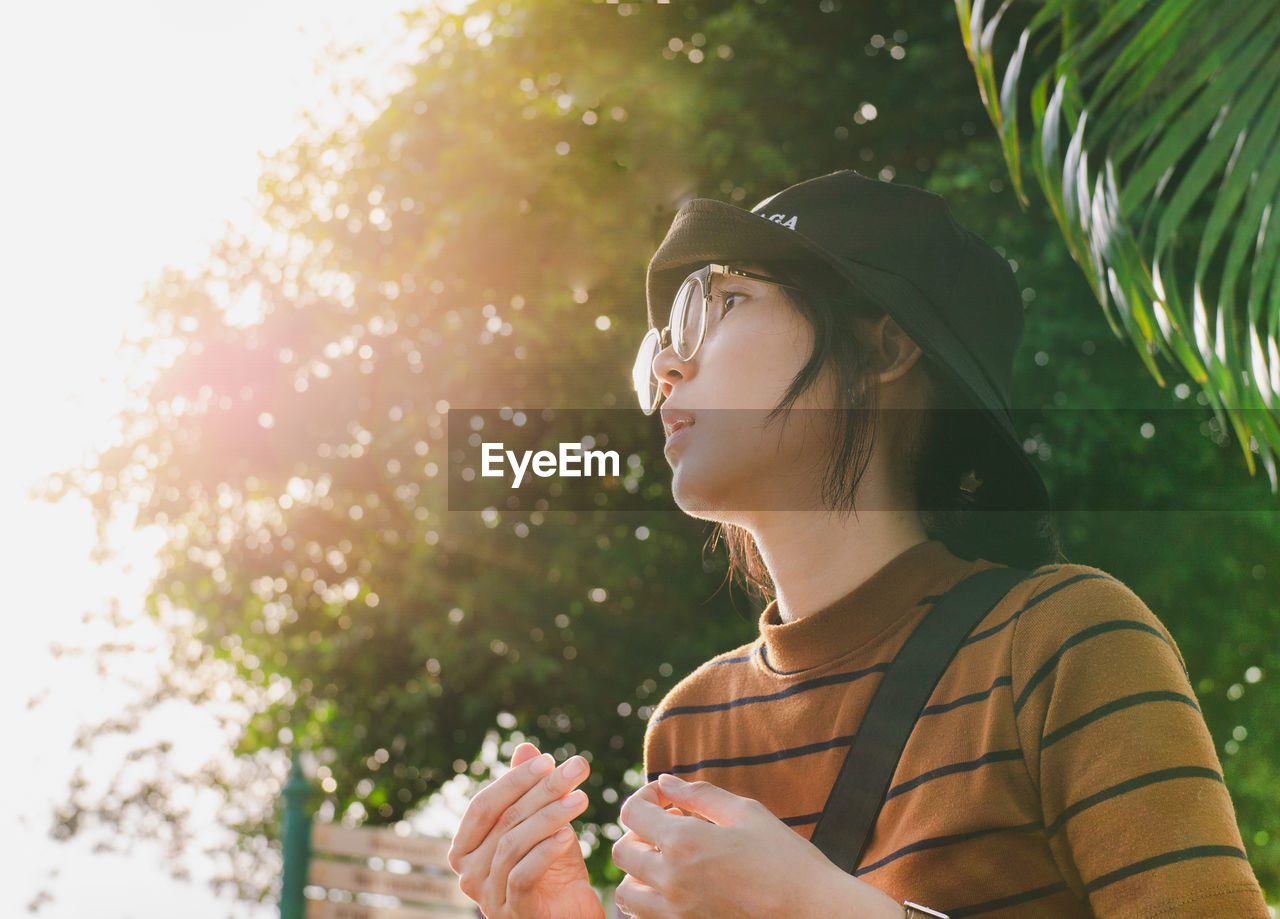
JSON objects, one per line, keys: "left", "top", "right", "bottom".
{"left": 757, "top": 539, "right": 977, "bottom": 674}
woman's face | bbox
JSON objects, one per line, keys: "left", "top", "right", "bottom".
{"left": 651, "top": 264, "right": 841, "bottom": 522}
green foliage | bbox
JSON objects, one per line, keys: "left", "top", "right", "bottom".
{"left": 957, "top": 0, "right": 1280, "bottom": 492}
{"left": 44, "top": 0, "right": 1278, "bottom": 901}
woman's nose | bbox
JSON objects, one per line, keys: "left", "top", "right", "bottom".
{"left": 651, "top": 337, "right": 692, "bottom": 399}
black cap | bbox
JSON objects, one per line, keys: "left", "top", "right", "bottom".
{"left": 646, "top": 169, "right": 1051, "bottom": 515}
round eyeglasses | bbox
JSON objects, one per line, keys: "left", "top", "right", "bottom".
{"left": 631, "top": 264, "right": 801, "bottom": 415}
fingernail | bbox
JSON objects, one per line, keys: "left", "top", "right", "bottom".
{"left": 658, "top": 772, "right": 684, "bottom": 787}
{"left": 562, "top": 755, "right": 587, "bottom": 780}
{"left": 561, "top": 790, "right": 587, "bottom": 808}
{"left": 531, "top": 753, "right": 554, "bottom": 776}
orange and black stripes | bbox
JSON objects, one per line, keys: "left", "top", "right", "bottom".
{"left": 1044, "top": 766, "right": 1223, "bottom": 837}
{"left": 642, "top": 540, "right": 1267, "bottom": 917}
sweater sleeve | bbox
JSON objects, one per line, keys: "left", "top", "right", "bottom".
{"left": 1009, "top": 567, "right": 1267, "bottom": 917}
{"left": 642, "top": 670, "right": 691, "bottom": 783}
{"left": 642, "top": 708, "right": 673, "bottom": 783}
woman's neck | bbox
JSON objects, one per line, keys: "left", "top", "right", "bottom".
{"left": 753, "top": 509, "right": 928, "bottom": 624}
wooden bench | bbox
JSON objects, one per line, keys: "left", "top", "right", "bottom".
{"left": 280, "top": 754, "right": 479, "bottom": 918}
{"left": 306, "top": 823, "right": 476, "bottom": 918}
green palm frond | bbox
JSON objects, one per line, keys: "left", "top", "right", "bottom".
{"left": 958, "top": 0, "right": 1280, "bottom": 489}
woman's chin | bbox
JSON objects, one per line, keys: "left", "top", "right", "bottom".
{"left": 669, "top": 465, "right": 731, "bottom": 519}
{"left": 669, "top": 463, "right": 761, "bottom": 523}
{"left": 670, "top": 460, "right": 825, "bottom": 521}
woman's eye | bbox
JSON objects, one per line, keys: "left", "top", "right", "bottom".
{"left": 720, "top": 292, "right": 744, "bottom": 315}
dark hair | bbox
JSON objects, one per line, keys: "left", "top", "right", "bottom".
{"left": 711, "top": 261, "right": 1063, "bottom": 601}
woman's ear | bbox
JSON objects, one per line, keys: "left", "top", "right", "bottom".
{"left": 859, "top": 315, "right": 925, "bottom": 384}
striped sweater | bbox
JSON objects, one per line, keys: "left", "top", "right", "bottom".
{"left": 642, "top": 539, "right": 1267, "bottom": 917}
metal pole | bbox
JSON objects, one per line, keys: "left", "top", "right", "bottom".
{"left": 280, "top": 751, "right": 312, "bottom": 919}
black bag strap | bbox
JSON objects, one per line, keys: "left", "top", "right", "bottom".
{"left": 809, "top": 564, "right": 1033, "bottom": 874}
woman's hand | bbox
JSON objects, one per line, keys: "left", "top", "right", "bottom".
{"left": 611, "top": 773, "right": 903, "bottom": 919}
{"left": 447, "top": 742, "right": 605, "bottom": 919}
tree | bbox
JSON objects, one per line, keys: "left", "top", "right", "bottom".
{"left": 958, "top": 0, "right": 1280, "bottom": 490}
{"left": 42, "top": 0, "right": 1278, "bottom": 906}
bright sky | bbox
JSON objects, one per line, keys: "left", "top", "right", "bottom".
{"left": 0, "top": 2, "right": 447, "bottom": 915}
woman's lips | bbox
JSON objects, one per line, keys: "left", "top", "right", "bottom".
{"left": 664, "top": 419, "right": 694, "bottom": 455}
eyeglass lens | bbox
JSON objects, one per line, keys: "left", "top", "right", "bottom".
{"left": 631, "top": 270, "right": 710, "bottom": 413}
{"left": 671, "top": 274, "right": 705, "bottom": 361}
{"left": 631, "top": 328, "right": 661, "bottom": 412}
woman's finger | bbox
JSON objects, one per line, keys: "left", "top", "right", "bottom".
{"left": 488, "top": 786, "right": 591, "bottom": 885}
{"left": 458, "top": 752, "right": 593, "bottom": 903}
{"left": 448, "top": 750, "right": 555, "bottom": 866}
{"left": 481, "top": 793, "right": 591, "bottom": 916}
{"left": 618, "top": 785, "right": 681, "bottom": 851}
{"left": 610, "top": 830, "right": 663, "bottom": 887}
{"left": 495, "top": 754, "right": 591, "bottom": 838}
{"left": 510, "top": 742, "right": 542, "bottom": 767}
{"left": 505, "top": 825, "right": 580, "bottom": 904}
{"left": 614, "top": 873, "right": 663, "bottom": 919}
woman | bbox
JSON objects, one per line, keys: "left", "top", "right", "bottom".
{"left": 447, "top": 172, "right": 1267, "bottom": 918}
